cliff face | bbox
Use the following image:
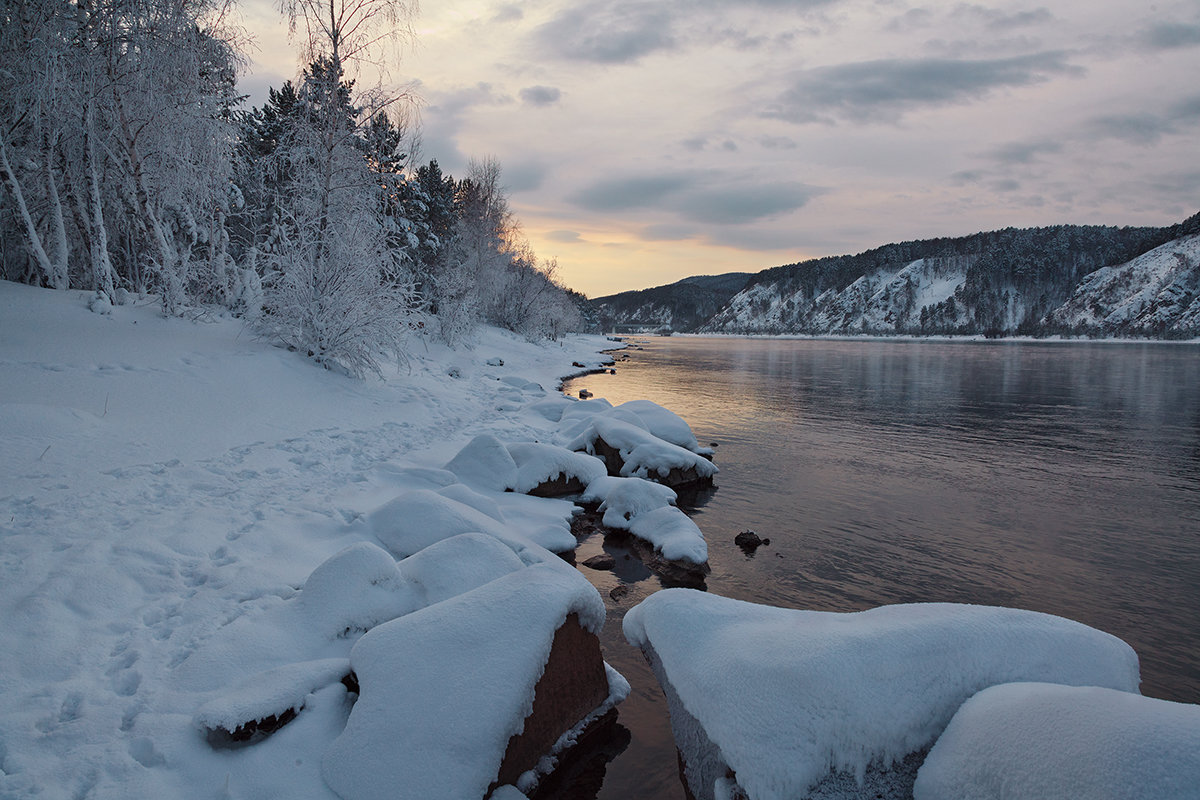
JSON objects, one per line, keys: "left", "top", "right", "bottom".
{"left": 591, "top": 214, "right": 1200, "bottom": 338}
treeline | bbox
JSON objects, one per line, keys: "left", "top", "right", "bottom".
{"left": 0, "top": 0, "right": 584, "bottom": 376}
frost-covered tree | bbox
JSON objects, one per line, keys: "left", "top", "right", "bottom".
{"left": 256, "top": 0, "right": 420, "bottom": 376}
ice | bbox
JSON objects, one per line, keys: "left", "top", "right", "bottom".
{"left": 505, "top": 441, "right": 607, "bottom": 493}
{"left": 915, "top": 682, "right": 1200, "bottom": 800}
{"left": 624, "top": 591, "right": 1141, "bottom": 800}
{"left": 320, "top": 562, "right": 617, "bottom": 800}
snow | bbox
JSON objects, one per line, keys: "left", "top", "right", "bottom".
{"left": 366, "top": 487, "right": 576, "bottom": 558}
{"left": 0, "top": 280, "right": 635, "bottom": 799}
{"left": 505, "top": 440, "right": 607, "bottom": 493}
{"left": 915, "top": 683, "right": 1200, "bottom": 800}
{"left": 298, "top": 542, "right": 415, "bottom": 637}
{"left": 569, "top": 415, "right": 718, "bottom": 483}
{"left": 623, "top": 590, "right": 1141, "bottom": 800}
{"left": 582, "top": 476, "right": 708, "bottom": 563}
{"left": 193, "top": 658, "right": 351, "bottom": 734}
{"left": 445, "top": 434, "right": 519, "bottom": 491}
{"left": 320, "top": 562, "right": 615, "bottom": 800}
{"left": 613, "top": 399, "right": 709, "bottom": 453}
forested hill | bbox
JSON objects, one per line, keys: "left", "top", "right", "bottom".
{"left": 593, "top": 214, "right": 1200, "bottom": 338}
{"left": 591, "top": 272, "right": 751, "bottom": 332}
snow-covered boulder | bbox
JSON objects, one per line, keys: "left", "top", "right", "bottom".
{"left": 582, "top": 476, "right": 708, "bottom": 564}
{"left": 614, "top": 400, "right": 710, "bottom": 454}
{"left": 298, "top": 542, "right": 415, "bottom": 638}
{"left": 368, "top": 488, "right": 575, "bottom": 558}
{"left": 445, "top": 434, "right": 519, "bottom": 492}
{"left": 395, "top": 532, "right": 526, "bottom": 609}
{"left": 571, "top": 416, "right": 717, "bottom": 489}
{"left": 623, "top": 591, "right": 1140, "bottom": 800}
{"left": 914, "top": 682, "right": 1200, "bottom": 800}
{"left": 506, "top": 441, "right": 607, "bottom": 496}
{"left": 321, "top": 562, "right": 629, "bottom": 800}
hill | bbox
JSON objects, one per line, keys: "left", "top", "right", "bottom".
{"left": 592, "top": 214, "right": 1200, "bottom": 338}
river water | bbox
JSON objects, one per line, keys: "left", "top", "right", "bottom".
{"left": 560, "top": 336, "right": 1200, "bottom": 800}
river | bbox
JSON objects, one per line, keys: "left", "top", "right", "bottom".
{"left": 560, "top": 336, "right": 1200, "bottom": 800}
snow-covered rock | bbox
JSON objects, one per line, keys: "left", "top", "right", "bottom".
{"left": 321, "top": 562, "right": 626, "bottom": 800}
{"left": 506, "top": 441, "right": 607, "bottom": 495}
{"left": 570, "top": 416, "right": 717, "bottom": 488}
{"left": 368, "top": 488, "right": 575, "bottom": 558}
{"left": 298, "top": 542, "right": 414, "bottom": 638}
{"left": 445, "top": 434, "right": 519, "bottom": 492}
{"left": 193, "top": 658, "right": 351, "bottom": 738}
{"left": 582, "top": 476, "right": 708, "bottom": 564}
{"left": 624, "top": 591, "right": 1141, "bottom": 800}
{"left": 394, "top": 532, "right": 526, "bottom": 609}
{"left": 915, "top": 682, "right": 1200, "bottom": 800}
{"left": 613, "top": 400, "right": 709, "bottom": 454}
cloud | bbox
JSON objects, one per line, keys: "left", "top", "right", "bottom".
{"left": 533, "top": 1, "right": 677, "bottom": 63}
{"left": 983, "top": 140, "right": 1063, "bottom": 164}
{"left": 764, "top": 51, "right": 1082, "bottom": 123}
{"left": 531, "top": 0, "right": 838, "bottom": 63}
{"left": 758, "top": 135, "right": 798, "bottom": 150}
{"left": 1139, "top": 22, "right": 1200, "bottom": 51}
{"left": 492, "top": 4, "right": 523, "bottom": 23}
{"left": 570, "top": 174, "right": 696, "bottom": 211}
{"left": 519, "top": 85, "right": 562, "bottom": 106}
{"left": 1084, "top": 95, "right": 1200, "bottom": 145}
{"left": 640, "top": 223, "right": 697, "bottom": 241}
{"left": 503, "top": 161, "right": 547, "bottom": 193}
{"left": 676, "top": 182, "right": 825, "bottom": 224}
{"left": 418, "top": 83, "right": 512, "bottom": 171}
{"left": 570, "top": 171, "right": 824, "bottom": 225}
{"left": 951, "top": 5, "right": 1055, "bottom": 32}
{"left": 545, "top": 230, "right": 583, "bottom": 243}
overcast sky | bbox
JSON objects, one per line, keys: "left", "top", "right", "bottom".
{"left": 239, "top": 0, "right": 1200, "bottom": 298}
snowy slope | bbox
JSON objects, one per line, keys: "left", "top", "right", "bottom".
{"left": 705, "top": 256, "right": 972, "bottom": 334}
{"left": 0, "top": 281, "right": 622, "bottom": 799}
{"left": 697, "top": 225, "right": 1200, "bottom": 337}
{"left": 1047, "top": 234, "right": 1200, "bottom": 335}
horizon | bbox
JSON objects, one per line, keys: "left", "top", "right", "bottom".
{"left": 237, "top": 0, "right": 1200, "bottom": 297}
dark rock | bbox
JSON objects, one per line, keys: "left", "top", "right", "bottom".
{"left": 524, "top": 709, "right": 630, "bottom": 800}
{"left": 492, "top": 613, "right": 611, "bottom": 790}
{"left": 572, "top": 361, "right": 586, "bottom": 368}
{"left": 734, "top": 530, "right": 763, "bottom": 550}
{"left": 528, "top": 474, "right": 586, "bottom": 498}
{"left": 205, "top": 707, "right": 300, "bottom": 749}
{"left": 609, "top": 585, "right": 630, "bottom": 602}
{"left": 582, "top": 553, "right": 616, "bottom": 571}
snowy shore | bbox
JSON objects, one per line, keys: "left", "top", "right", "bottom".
{"left": 0, "top": 280, "right": 656, "bottom": 799}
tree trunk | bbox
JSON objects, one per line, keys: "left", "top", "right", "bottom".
{"left": 0, "top": 133, "right": 57, "bottom": 286}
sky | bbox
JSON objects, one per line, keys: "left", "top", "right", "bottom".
{"left": 237, "top": 0, "right": 1200, "bottom": 298}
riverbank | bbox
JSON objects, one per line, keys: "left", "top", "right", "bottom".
{"left": 0, "top": 280, "right": 630, "bottom": 799}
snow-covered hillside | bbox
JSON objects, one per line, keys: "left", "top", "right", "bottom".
{"left": 704, "top": 255, "right": 974, "bottom": 334}
{"left": 0, "top": 281, "right": 624, "bottom": 799}
{"left": 701, "top": 231, "right": 1200, "bottom": 337}
{"left": 1047, "top": 234, "right": 1200, "bottom": 335}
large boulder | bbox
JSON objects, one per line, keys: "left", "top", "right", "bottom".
{"left": 624, "top": 591, "right": 1140, "bottom": 800}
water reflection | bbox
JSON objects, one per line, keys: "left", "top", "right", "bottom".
{"left": 562, "top": 336, "right": 1200, "bottom": 800}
